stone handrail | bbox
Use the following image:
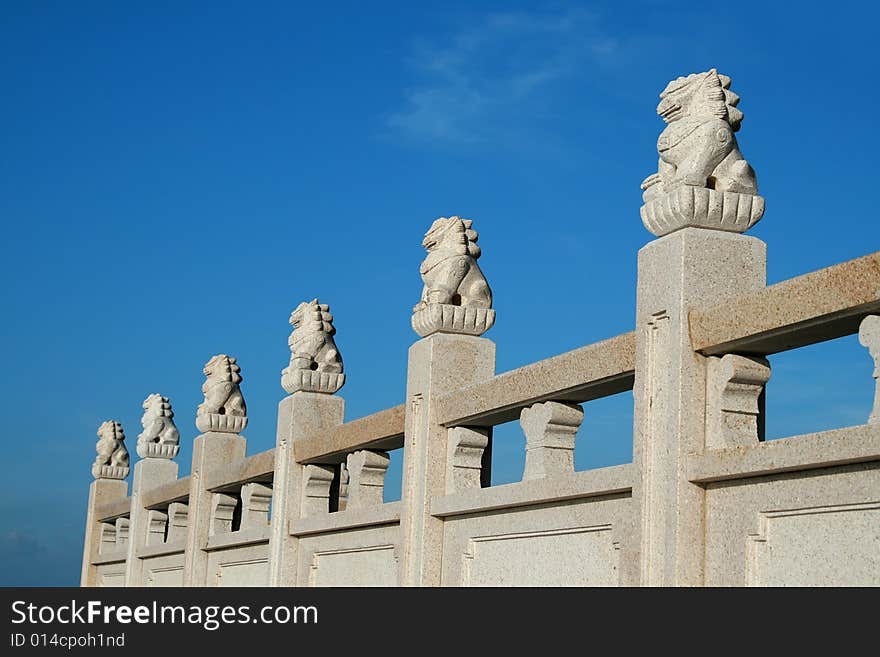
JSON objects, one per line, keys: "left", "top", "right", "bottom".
{"left": 142, "top": 476, "right": 190, "bottom": 510}
{"left": 690, "top": 251, "right": 880, "bottom": 356}
{"left": 80, "top": 68, "right": 880, "bottom": 588}
{"left": 685, "top": 423, "right": 880, "bottom": 483}
{"left": 206, "top": 448, "right": 276, "bottom": 492}
{"left": 95, "top": 498, "right": 132, "bottom": 523}
{"left": 435, "top": 332, "right": 636, "bottom": 428}
{"left": 294, "top": 404, "right": 405, "bottom": 464}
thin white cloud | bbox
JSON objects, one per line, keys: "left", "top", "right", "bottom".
{"left": 386, "top": 8, "right": 618, "bottom": 147}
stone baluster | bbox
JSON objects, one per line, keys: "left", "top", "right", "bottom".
{"left": 520, "top": 402, "right": 583, "bottom": 481}
{"left": 146, "top": 510, "right": 168, "bottom": 546}
{"left": 859, "top": 315, "right": 880, "bottom": 424}
{"left": 345, "top": 450, "right": 390, "bottom": 510}
{"left": 301, "top": 465, "right": 335, "bottom": 517}
{"left": 115, "top": 518, "right": 130, "bottom": 546}
{"left": 210, "top": 493, "right": 238, "bottom": 535}
{"left": 706, "top": 355, "right": 771, "bottom": 448}
{"left": 240, "top": 482, "right": 272, "bottom": 529}
{"left": 446, "top": 426, "right": 491, "bottom": 493}
{"left": 166, "top": 502, "right": 189, "bottom": 542}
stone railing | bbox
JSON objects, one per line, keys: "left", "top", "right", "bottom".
{"left": 80, "top": 68, "right": 880, "bottom": 587}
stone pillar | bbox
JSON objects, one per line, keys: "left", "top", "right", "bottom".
{"left": 402, "top": 215, "right": 497, "bottom": 586}
{"left": 125, "top": 394, "right": 181, "bottom": 586}
{"left": 634, "top": 69, "right": 768, "bottom": 586}
{"left": 125, "top": 458, "right": 178, "bottom": 585}
{"left": 632, "top": 228, "right": 766, "bottom": 586}
{"left": 81, "top": 481, "right": 128, "bottom": 586}
{"left": 268, "top": 298, "right": 346, "bottom": 586}
{"left": 81, "top": 420, "right": 130, "bottom": 587}
{"left": 401, "top": 334, "right": 495, "bottom": 586}
{"left": 183, "top": 355, "right": 249, "bottom": 586}
{"left": 267, "top": 394, "right": 344, "bottom": 585}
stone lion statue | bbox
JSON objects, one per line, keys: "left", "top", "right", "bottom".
{"left": 137, "top": 393, "right": 180, "bottom": 456}
{"left": 94, "top": 420, "right": 129, "bottom": 470}
{"left": 641, "top": 68, "right": 757, "bottom": 201}
{"left": 284, "top": 299, "right": 343, "bottom": 375}
{"left": 413, "top": 216, "right": 492, "bottom": 312}
{"left": 197, "top": 354, "right": 247, "bottom": 417}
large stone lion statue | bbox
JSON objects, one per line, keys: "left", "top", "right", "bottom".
{"left": 198, "top": 354, "right": 247, "bottom": 417}
{"left": 413, "top": 216, "right": 492, "bottom": 312}
{"left": 94, "top": 420, "right": 129, "bottom": 469}
{"left": 137, "top": 393, "right": 180, "bottom": 455}
{"left": 284, "top": 299, "right": 343, "bottom": 375}
{"left": 641, "top": 68, "right": 757, "bottom": 201}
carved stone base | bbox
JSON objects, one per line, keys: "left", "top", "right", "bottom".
{"left": 136, "top": 442, "right": 180, "bottom": 459}
{"left": 281, "top": 369, "right": 345, "bottom": 395}
{"left": 411, "top": 303, "right": 495, "bottom": 337}
{"left": 640, "top": 186, "right": 765, "bottom": 237}
{"left": 92, "top": 464, "right": 129, "bottom": 480}
{"left": 195, "top": 413, "right": 247, "bottom": 434}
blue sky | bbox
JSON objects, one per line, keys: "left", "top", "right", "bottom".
{"left": 1, "top": 1, "right": 877, "bottom": 585}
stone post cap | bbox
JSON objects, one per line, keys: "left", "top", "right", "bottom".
{"left": 640, "top": 69, "right": 765, "bottom": 237}
{"left": 281, "top": 299, "right": 345, "bottom": 395}
{"left": 92, "top": 420, "right": 130, "bottom": 480}
{"left": 136, "top": 393, "right": 180, "bottom": 459}
{"left": 412, "top": 216, "right": 495, "bottom": 337}
{"left": 195, "top": 354, "right": 248, "bottom": 434}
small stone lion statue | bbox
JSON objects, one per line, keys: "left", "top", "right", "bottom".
{"left": 197, "top": 355, "right": 247, "bottom": 418}
{"left": 641, "top": 68, "right": 757, "bottom": 201}
{"left": 284, "top": 299, "right": 343, "bottom": 375}
{"left": 93, "top": 420, "right": 129, "bottom": 477}
{"left": 137, "top": 393, "right": 180, "bottom": 458}
{"left": 413, "top": 216, "right": 492, "bottom": 312}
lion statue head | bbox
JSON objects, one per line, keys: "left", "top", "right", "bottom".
{"left": 421, "top": 216, "right": 481, "bottom": 265}
{"left": 202, "top": 354, "right": 242, "bottom": 386}
{"left": 290, "top": 298, "right": 336, "bottom": 337}
{"left": 656, "top": 68, "right": 743, "bottom": 130}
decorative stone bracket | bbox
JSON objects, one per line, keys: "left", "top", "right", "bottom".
{"left": 706, "top": 354, "right": 771, "bottom": 448}
{"left": 336, "top": 463, "right": 350, "bottom": 512}
{"left": 520, "top": 402, "right": 584, "bottom": 481}
{"left": 240, "top": 482, "right": 272, "bottom": 529}
{"left": 301, "top": 465, "right": 335, "bottom": 517}
{"left": 146, "top": 510, "right": 168, "bottom": 546}
{"left": 210, "top": 493, "right": 238, "bottom": 536}
{"left": 99, "top": 523, "right": 117, "bottom": 554}
{"left": 115, "top": 518, "right": 130, "bottom": 547}
{"left": 346, "top": 450, "right": 390, "bottom": 510}
{"left": 859, "top": 315, "right": 880, "bottom": 424}
{"left": 166, "top": 502, "right": 189, "bottom": 542}
{"left": 446, "top": 426, "right": 490, "bottom": 493}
